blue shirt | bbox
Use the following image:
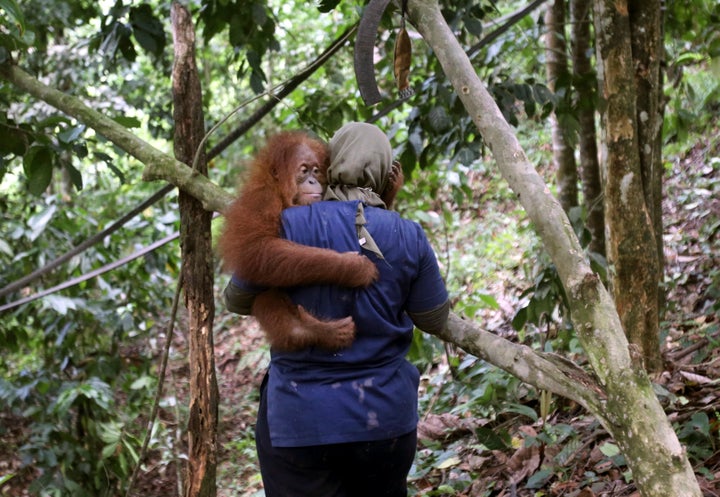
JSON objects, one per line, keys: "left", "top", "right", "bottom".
{"left": 252, "top": 200, "right": 447, "bottom": 447}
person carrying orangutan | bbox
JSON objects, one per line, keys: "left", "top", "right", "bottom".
{"left": 224, "top": 122, "right": 450, "bottom": 497}
{"left": 219, "top": 128, "right": 404, "bottom": 351}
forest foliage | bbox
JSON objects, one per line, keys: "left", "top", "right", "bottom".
{"left": 1, "top": 0, "right": 719, "bottom": 495}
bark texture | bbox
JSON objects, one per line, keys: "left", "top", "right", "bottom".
{"left": 629, "top": 0, "right": 665, "bottom": 308}
{"left": 570, "top": 0, "right": 604, "bottom": 257}
{"left": 409, "top": 1, "right": 699, "bottom": 495}
{"left": 544, "top": 0, "right": 578, "bottom": 213}
{"left": 171, "top": 4, "right": 219, "bottom": 497}
{"left": 594, "top": 0, "right": 662, "bottom": 371}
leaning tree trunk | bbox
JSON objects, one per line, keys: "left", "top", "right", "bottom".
{"left": 171, "top": 4, "right": 219, "bottom": 497}
{"left": 544, "top": 0, "right": 578, "bottom": 213}
{"left": 593, "top": 0, "right": 662, "bottom": 372}
{"left": 409, "top": 0, "right": 699, "bottom": 495}
{"left": 570, "top": 0, "right": 604, "bottom": 258}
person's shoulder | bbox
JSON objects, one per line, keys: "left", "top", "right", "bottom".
{"left": 366, "top": 206, "right": 424, "bottom": 232}
{"left": 283, "top": 200, "right": 357, "bottom": 221}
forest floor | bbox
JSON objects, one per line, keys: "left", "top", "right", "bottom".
{"left": 1, "top": 129, "right": 719, "bottom": 497}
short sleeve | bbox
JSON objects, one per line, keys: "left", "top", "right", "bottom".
{"left": 405, "top": 225, "right": 448, "bottom": 314}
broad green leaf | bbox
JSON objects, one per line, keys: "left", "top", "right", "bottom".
{"left": 0, "top": 238, "right": 11, "bottom": 256}
{"left": 436, "top": 455, "right": 461, "bottom": 469}
{"left": 99, "top": 422, "right": 122, "bottom": 444}
{"left": 63, "top": 162, "right": 83, "bottom": 191}
{"left": 23, "top": 145, "right": 54, "bottom": 196}
{"left": 464, "top": 17, "right": 483, "bottom": 37}
{"left": 26, "top": 204, "right": 57, "bottom": 241}
{"left": 113, "top": 115, "right": 142, "bottom": 129}
{"left": 317, "top": 0, "right": 341, "bottom": 13}
{"left": 475, "top": 426, "right": 510, "bottom": 450}
{"left": 57, "top": 125, "right": 86, "bottom": 144}
{"left": 130, "top": 4, "right": 166, "bottom": 57}
{"left": 0, "top": 122, "right": 30, "bottom": 155}
{"left": 43, "top": 295, "right": 77, "bottom": 315}
{"left": 502, "top": 403, "right": 538, "bottom": 422}
{"left": 0, "top": 0, "right": 24, "bottom": 33}
{"left": 130, "top": 375, "right": 154, "bottom": 390}
{"left": 526, "top": 468, "right": 554, "bottom": 489}
{"left": 599, "top": 442, "right": 620, "bottom": 457}
{"left": 102, "top": 442, "right": 119, "bottom": 459}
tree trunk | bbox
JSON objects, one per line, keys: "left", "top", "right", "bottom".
{"left": 629, "top": 0, "right": 665, "bottom": 311}
{"left": 409, "top": 0, "right": 700, "bottom": 495}
{"left": 171, "top": 4, "right": 219, "bottom": 497}
{"left": 544, "top": 0, "right": 578, "bottom": 213}
{"left": 593, "top": 0, "right": 662, "bottom": 371}
{"left": 570, "top": 0, "right": 604, "bottom": 257}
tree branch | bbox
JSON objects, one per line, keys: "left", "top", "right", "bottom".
{"left": 0, "top": 63, "right": 232, "bottom": 213}
{"left": 438, "top": 314, "right": 607, "bottom": 421}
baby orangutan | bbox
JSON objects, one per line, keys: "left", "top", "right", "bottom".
{"left": 219, "top": 130, "right": 403, "bottom": 351}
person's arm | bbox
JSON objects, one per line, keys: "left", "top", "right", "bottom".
{"left": 223, "top": 276, "right": 264, "bottom": 315}
{"left": 408, "top": 300, "right": 450, "bottom": 335}
{"left": 406, "top": 225, "right": 451, "bottom": 334}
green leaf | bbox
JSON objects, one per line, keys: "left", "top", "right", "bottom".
{"left": 129, "top": 4, "right": 165, "bottom": 56}
{"left": 0, "top": 0, "right": 25, "bottom": 34}
{"left": 436, "top": 455, "right": 461, "bottom": 469}
{"left": 0, "top": 238, "right": 11, "bottom": 257}
{"left": 676, "top": 52, "right": 706, "bottom": 65}
{"left": 478, "top": 293, "right": 499, "bottom": 310}
{"left": 599, "top": 442, "right": 620, "bottom": 457}
{"left": 526, "top": 468, "right": 554, "bottom": 489}
{"left": 99, "top": 421, "right": 122, "bottom": 444}
{"left": 102, "top": 442, "right": 119, "bottom": 459}
{"left": 512, "top": 307, "right": 527, "bottom": 331}
{"left": 57, "top": 124, "right": 86, "bottom": 144}
{"left": 317, "top": 0, "right": 341, "bottom": 13}
{"left": 250, "top": 70, "right": 266, "bottom": 94}
{"left": 475, "top": 426, "right": 510, "bottom": 450}
{"left": 43, "top": 295, "right": 77, "bottom": 315}
{"left": 112, "top": 115, "right": 141, "bottom": 129}
{"left": 0, "top": 123, "right": 30, "bottom": 155}
{"left": 464, "top": 17, "right": 483, "bottom": 37}
{"left": 26, "top": 204, "right": 56, "bottom": 241}
{"left": 502, "top": 403, "right": 538, "bottom": 422}
{"left": 130, "top": 375, "right": 154, "bottom": 390}
{"left": 63, "top": 162, "right": 83, "bottom": 191}
{"left": 23, "top": 145, "right": 54, "bottom": 195}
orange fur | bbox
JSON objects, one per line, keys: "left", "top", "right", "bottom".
{"left": 218, "top": 131, "right": 378, "bottom": 351}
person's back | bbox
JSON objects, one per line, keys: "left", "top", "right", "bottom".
{"left": 264, "top": 199, "right": 446, "bottom": 448}
{"left": 279, "top": 200, "right": 444, "bottom": 365}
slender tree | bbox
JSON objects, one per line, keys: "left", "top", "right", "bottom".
{"left": 629, "top": 0, "right": 665, "bottom": 305}
{"left": 570, "top": 0, "right": 604, "bottom": 257}
{"left": 594, "top": 0, "right": 663, "bottom": 371}
{"left": 171, "top": 4, "right": 219, "bottom": 496}
{"left": 544, "top": 0, "right": 578, "bottom": 213}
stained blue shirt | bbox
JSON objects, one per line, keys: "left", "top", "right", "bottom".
{"left": 243, "top": 200, "right": 448, "bottom": 447}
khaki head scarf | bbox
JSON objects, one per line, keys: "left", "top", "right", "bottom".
{"left": 324, "top": 122, "right": 393, "bottom": 259}
{"left": 323, "top": 122, "right": 393, "bottom": 208}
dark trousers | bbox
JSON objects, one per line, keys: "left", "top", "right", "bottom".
{"left": 255, "top": 376, "right": 417, "bottom": 497}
